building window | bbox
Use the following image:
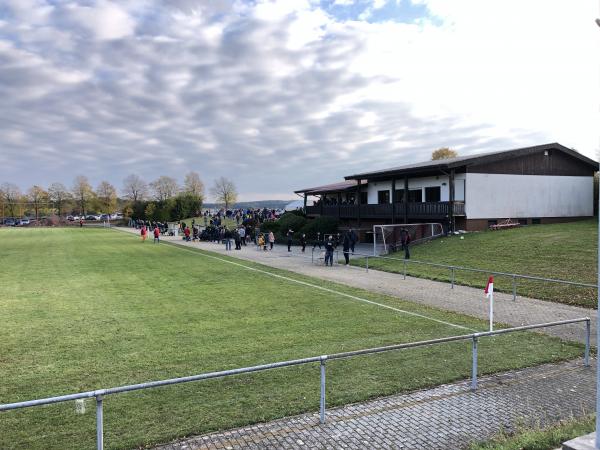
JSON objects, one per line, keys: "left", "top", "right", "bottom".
{"left": 408, "top": 189, "right": 422, "bottom": 202}
{"left": 360, "top": 192, "right": 368, "bottom": 205}
{"left": 425, "top": 186, "right": 441, "bottom": 202}
{"left": 395, "top": 190, "right": 405, "bottom": 202}
{"left": 532, "top": 218, "right": 541, "bottom": 225}
{"left": 377, "top": 190, "right": 390, "bottom": 204}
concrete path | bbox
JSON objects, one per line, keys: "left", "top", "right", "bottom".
{"left": 116, "top": 228, "right": 595, "bottom": 345}
{"left": 154, "top": 358, "right": 595, "bottom": 450}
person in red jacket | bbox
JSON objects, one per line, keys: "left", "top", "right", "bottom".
{"left": 184, "top": 226, "right": 191, "bottom": 242}
{"left": 153, "top": 226, "right": 160, "bottom": 244}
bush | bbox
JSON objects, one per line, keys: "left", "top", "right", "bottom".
{"left": 259, "top": 221, "right": 280, "bottom": 234}
{"left": 277, "top": 213, "right": 308, "bottom": 238}
{"left": 298, "top": 216, "right": 338, "bottom": 239}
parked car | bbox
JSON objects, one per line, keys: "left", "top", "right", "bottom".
{"left": 3, "top": 218, "right": 15, "bottom": 226}
{"left": 20, "top": 218, "right": 30, "bottom": 226}
{"left": 100, "top": 214, "right": 110, "bottom": 221}
{"left": 85, "top": 215, "right": 97, "bottom": 221}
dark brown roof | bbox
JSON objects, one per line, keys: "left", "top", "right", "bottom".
{"left": 294, "top": 180, "right": 361, "bottom": 195}
{"left": 344, "top": 143, "right": 598, "bottom": 180}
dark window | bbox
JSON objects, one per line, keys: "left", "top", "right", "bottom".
{"left": 425, "top": 186, "right": 441, "bottom": 202}
{"left": 377, "top": 190, "right": 390, "bottom": 204}
{"left": 395, "top": 190, "right": 405, "bottom": 202}
{"left": 532, "top": 218, "right": 541, "bottom": 225}
{"left": 487, "top": 220, "right": 498, "bottom": 227}
{"left": 360, "top": 192, "right": 368, "bottom": 205}
{"left": 518, "top": 219, "right": 528, "bottom": 226}
{"left": 408, "top": 189, "right": 422, "bottom": 202}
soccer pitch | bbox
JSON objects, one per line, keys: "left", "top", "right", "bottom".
{"left": 0, "top": 228, "right": 582, "bottom": 449}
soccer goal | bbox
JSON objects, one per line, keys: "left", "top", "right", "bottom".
{"left": 373, "top": 223, "right": 444, "bottom": 255}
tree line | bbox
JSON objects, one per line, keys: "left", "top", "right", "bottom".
{"left": 0, "top": 173, "right": 238, "bottom": 223}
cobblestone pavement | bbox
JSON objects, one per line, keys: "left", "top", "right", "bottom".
{"left": 153, "top": 358, "right": 595, "bottom": 450}
{"left": 116, "top": 228, "right": 595, "bottom": 345}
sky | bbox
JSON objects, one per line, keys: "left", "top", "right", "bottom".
{"left": 0, "top": 0, "right": 599, "bottom": 201}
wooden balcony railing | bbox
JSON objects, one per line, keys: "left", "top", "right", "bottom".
{"left": 306, "top": 201, "right": 465, "bottom": 219}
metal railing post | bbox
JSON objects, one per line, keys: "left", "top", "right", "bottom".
{"left": 311, "top": 247, "right": 314, "bottom": 264}
{"left": 96, "top": 395, "right": 104, "bottom": 450}
{"left": 451, "top": 267, "right": 455, "bottom": 289}
{"left": 366, "top": 256, "right": 369, "bottom": 273}
{"left": 585, "top": 319, "right": 591, "bottom": 367}
{"left": 471, "top": 336, "right": 478, "bottom": 391}
{"left": 512, "top": 275, "right": 517, "bottom": 301}
{"left": 403, "top": 259, "right": 407, "bottom": 280}
{"left": 320, "top": 356, "right": 327, "bottom": 424}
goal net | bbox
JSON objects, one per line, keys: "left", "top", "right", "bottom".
{"left": 373, "top": 223, "right": 444, "bottom": 256}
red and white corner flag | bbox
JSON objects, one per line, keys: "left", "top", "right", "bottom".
{"left": 485, "top": 276, "right": 494, "bottom": 297}
{"left": 485, "top": 276, "right": 494, "bottom": 331}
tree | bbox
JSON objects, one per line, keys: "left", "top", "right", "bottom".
{"left": 183, "top": 171, "right": 205, "bottom": 198}
{"left": 0, "top": 183, "right": 21, "bottom": 218}
{"left": 72, "top": 176, "right": 94, "bottom": 216}
{"left": 27, "top": 185, "right": 49, "bottom": 222}
{"left": 122, "top": 174, "right": 148, "bottom": 203}
{"left": 144, "top": 202, "right": 156, "bottom": 220}
{"left": 210, "top": 177, "right": 237, "bottom": 210}
{"left": 431, "top": 148, "right": 458, "bottom": 160}
{"left": 48, "top": 182, "right": 71, "bottom": 218}
{"left": 150, "top": 176, "right": 179, "bottom": 202}
{"left": 96, "top": 181, "right": 117, "bottom": 214}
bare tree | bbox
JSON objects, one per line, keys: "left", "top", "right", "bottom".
{"left": 0, "top": 183, "right": 21, "bottom": 218}
{"left": 96, "top": 181, "right": 117, "bottom": 214}
{"left": 150, "top": 176, "right": 179, "bottom": 202}
{"left": 183, "top": 171, "right": 205, "bottom": 198}
{"left": 27, "top": 185, "right": 49, "bottom": 222}
{"left": 48, "top": 182, "right": 71, "bottom": 218}
{"left": 122, "top": 174, "right": 148, "bottom": 203}
{"left": 72, "top": 176, "right": 94, "bottom": 216}
{"left": 210, "top": 177, "right": 237, "bottom": 210}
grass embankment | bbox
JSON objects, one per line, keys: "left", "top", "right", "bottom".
{"left": 0, "top": 228, "right": 583, "bottom": 449}
{"left": 352, "top": 220, "right": 598, "bottom": 307}
{"left": 469, "top": 415, "right": 595, "bottom": 450}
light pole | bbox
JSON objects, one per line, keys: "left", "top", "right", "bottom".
{"left": 596, "top": 15, "right": 600, "bottom": 450}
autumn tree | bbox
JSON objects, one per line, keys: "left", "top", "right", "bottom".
{"left": 431, "top": 148, "right": 458, "bottom": 160}
{"left": 0, "top": 183, "right": 21, "bottom": 218}
{"left": 144, "top": 202, "right": 156, "bottom": 220}
{"left": 96, "top": 181, "right": 117, "bottom": 215}
{"left": 183, "top": 171, "right": 205, "bottom": 198}
{"left": 72, "top": 176, "right": 94, "bottom": 216}
{"left": 150, "top": 176, "right": 179, "bottom": 202}
{"left": 210, "top": 177, "right": 237, "bottom": 210}
{"left": 122, "top": 174, "right": 148, "bottom": 203}
{"left": 27, "top": 185, "right": 49, "bottom": 222}
{"left": 48, "top": 182, "right": 71, "bottom": 218}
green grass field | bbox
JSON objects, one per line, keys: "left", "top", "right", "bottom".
{"left": 353, "top": 220, "right": 598, "bottom": 307}
{"left": 0, "top": 228, "right": 584, "bottom": 449}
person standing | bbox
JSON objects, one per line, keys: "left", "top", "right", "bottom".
{"left": 224, "top": 227, "right": 232, "bottom": 250}
{"left": 239, "top": 226, "right": 246, "bottom": 246}
{"left": 313, "top": 232, "right": 322, "bottom": 250}
{"left": 184, "top": 226, "right": 191, "bottom": 242}
{"left": 141, "top": 225, "right": 147, "bottom": 242}
{"left": 400, "top": 228, "right": 411, "bottom": 259}
{"left": 286, "top": 229, "right": 294, "bottom": 252}
{"left": 342, "top": 232, "right": 351, "bottom": 265}
{"left": 153, "top": 225, "right": 160, "bottom": 244}
{"left": 300, "top": 233, "right": 307, "bottom": 253}
{"left": 268, "top": 231, "right": 275, "bottom": 250}
{"left": 234, "top": 228, "right": 241, "bottom": 250}
{"left": 349, "top": 228, "right": 358, "bottom": 254}
{"left": 324, "top": 236, "right": 335, "bottom": 267}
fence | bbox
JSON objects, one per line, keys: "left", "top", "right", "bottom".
{"left": 354, "top": 252, "right": 596, "bottom": 301}
{"left": 0, "top": 318, "right": 590, "bottom": 450}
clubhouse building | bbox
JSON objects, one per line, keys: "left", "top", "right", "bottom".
{"left": 295, "top": 143, "right": 598, "bottom": 232}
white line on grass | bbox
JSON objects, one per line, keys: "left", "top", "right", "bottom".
{"left": 132, "top": 232, "right": 475, "bottom": 332}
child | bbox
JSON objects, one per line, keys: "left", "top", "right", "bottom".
{"left": 258, "top": 233, "right": 266, "bottom": 251}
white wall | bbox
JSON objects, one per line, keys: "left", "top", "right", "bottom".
{"left": 465, "top": 174, "right": 593, "bottom": 218}
{"left": 366, "top": 174, "right": 466, "bottom": 203}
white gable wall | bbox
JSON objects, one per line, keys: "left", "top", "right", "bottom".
{"left": 465, "top": 174, "right": 593, "bottom": 218}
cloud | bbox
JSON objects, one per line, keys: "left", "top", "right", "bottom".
{"left": 0, "top": 0, "right": 597, "bottom": 201}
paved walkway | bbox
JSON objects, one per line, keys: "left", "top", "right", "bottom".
{"left": 117, "top": 228, "right": 595, "bottom": 345}
{"left": 154, "top": 358, "right": 595, "bottom": 450}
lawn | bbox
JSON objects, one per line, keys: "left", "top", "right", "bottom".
{"left": 0, "top": 228, "right": 584, "bottom": 449}
{"left": 352, "top": 220, "right": 598, "bottom": 307}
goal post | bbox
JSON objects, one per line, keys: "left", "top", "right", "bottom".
{"left": 373, "top": 223, "right": 444, "bottom": 256}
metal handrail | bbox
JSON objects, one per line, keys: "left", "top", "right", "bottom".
{"left": 0, "top": 318, "right": 591, "bottom": 450}
{"left": 352, "top": 252, "right": 596, "bottom": 300}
